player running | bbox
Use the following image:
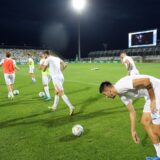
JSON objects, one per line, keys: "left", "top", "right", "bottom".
{"left": 120, "top": 52, "right": 140, "bottom": 75}
{"left": 27, "top": 53, "right": 36, "bottom": 83}
{"left": 42, "top": 51, "right": 75, "bottom": 116}
{"left": 39, "top": 54, "right": 51, "bottom": 101}
{"left": 0, "top": 52, "right": 20, "bottom": 99}
{"left": 99, "top": 75, "right": 160, "bottom": 160}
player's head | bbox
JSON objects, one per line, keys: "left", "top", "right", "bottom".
{"left": 27, "top": 53, "right": 31, "bottom": 57}
{"left": 43, "top": 50, "right": 50, "bottom": 58}
{"left": 99, "top": 81, "right": 117, "bottom": 99}
{"left": 6, "top": 52, "right": 11, "bottom": 58}
{"left": 120, "top": 52, "right": 127, "bottom": 59}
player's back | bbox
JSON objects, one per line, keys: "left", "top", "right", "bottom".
{"left": 46, "top": 56, "right": 61, "bottom": 76}
{"left": 3, "top": 58, "right": 15, "bottom": 74}
{"left": 123, "top": 56, "right": 136, "bottom": 69}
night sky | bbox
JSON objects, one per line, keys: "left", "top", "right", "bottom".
{"left": 0, "top": 0, "right": 160, "bottom": 58}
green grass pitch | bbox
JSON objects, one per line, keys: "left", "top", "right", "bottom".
{"left": 0, "top": 63, "right": 159, "bottom": 160}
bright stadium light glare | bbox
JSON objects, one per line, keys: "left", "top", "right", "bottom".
{"left": 72, "top": 0, "right": 86, "bottom": 13}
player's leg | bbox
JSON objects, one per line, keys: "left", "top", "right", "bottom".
{"left": 42, "top": 75, "right": 51, "bottom": 100}
{"left": 141, "top": 113, "right": 160, "bottom": 159}
{"left": 29, "top": 67, "right": 36, "bottom": 83}
{"left": 56, "top": 78, "right": 74, "bottom": 115}
{"left": 152, "top": 125, "right": 160, "bottom": 136}
{"left": 5, "top": 74, "right": 14, "bottom": 98}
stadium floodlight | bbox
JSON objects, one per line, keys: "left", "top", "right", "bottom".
{"left": 72, "top": 0, "right": 87, "bottom": 60}
{"left": 72, "top": 0, "right": 86, "bottom": 13}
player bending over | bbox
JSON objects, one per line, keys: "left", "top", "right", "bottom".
{"left": 39, "top": 54, "right": 51, "bottom": 101}
{"left": 120, "top": 52, "right": 139, "bottom": 75}
{"left": 99, "top": 75, "right": 160, "bottom": 160}
{"left": 42, "top": 51, "right": 75, "bottom": 116}
{"left": 0, "top": 52, "right": 20, "bottom": 99}
{"left": 27, "top": 53, "right": 36, "bottom": 83}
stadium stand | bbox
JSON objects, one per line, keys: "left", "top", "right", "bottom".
{"left": 88, "top": 46, "right": 160, "bottom": 62}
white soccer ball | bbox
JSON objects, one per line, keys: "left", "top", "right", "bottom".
{"left": 13, "top": 90, "right": 19, "bottom": 95}
{"left": 72, "top": 124, "right": 84, "bottom": 136}
{"left": 39, "top": 92, "right": 45, "bottom": 97}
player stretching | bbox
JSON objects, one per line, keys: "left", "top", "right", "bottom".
{"left": 42, "top": 51, "right": 75, "bottom": 116}
{"left": 39, "top": 54, "right": 51, "bottom": 101}
{"left": 0, "top": 52, "right": 19, "bottom": 99}
{"left": 27, "top": 53, "right": 36, "bottom": 83}
{"left": 99, "top": 75, "right": 160, "bottom": 160}
{"left": 120, "top": 52, "right": 139, "bottom": 75}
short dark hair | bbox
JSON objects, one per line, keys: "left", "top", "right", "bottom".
{"left": 43, "top": 50, "right": 50, "bottom": 55}
{"left": 99, "top": 81, "right": 113, "bottom": 93}
{"left": 6, "top": 52, "right": 11, "bottom": 58}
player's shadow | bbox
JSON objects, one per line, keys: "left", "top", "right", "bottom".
{"left": 0, "top": 111, "right": 50, "bottom": 128}
{"left": 0, "top": 99, "right": 143, "bottom": 129}
{"left": 0, "top": 97, "right": 43, "bottom": 108}
{"left": 76, "top": 95, "right": 103, "bottom": 113}
{"left": 66, "top": 87, "right": 91, "bottom": 95}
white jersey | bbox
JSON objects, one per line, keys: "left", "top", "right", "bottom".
{"left": 123, "top": 56, "right": 139, "bottom": 75}
{"left": 115, "top": 75, "right": 160, "bottom": 114}
{"left": 44, "top": 56, "right": 63, "bottom": 78}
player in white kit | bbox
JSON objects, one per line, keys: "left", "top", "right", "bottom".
{"left": 39, "top": 54, "right": 51, "bottom": 101}
{"left": 120, "top": 52, "right": 139, "bottom": 75}
{"left": 99, "top": 75, "right": 160, "bottom": 160}
{"left": 42, "top": 51, "right": 75, "bottom": 116}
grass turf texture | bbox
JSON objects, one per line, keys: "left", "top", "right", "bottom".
{"left": 0, "top": 63, "right": 159, "bottom": 160}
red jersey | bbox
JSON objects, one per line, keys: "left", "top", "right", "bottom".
{"left": 1, "top": 58, "right": 15, "bottom": 74}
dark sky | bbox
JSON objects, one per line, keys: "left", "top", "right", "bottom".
{"left": 0, "top": 0, "right": 160, "bottom": 58}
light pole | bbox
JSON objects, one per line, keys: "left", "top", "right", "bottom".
{"left": 72, "top": 0, "right": 86, "bottom": 60}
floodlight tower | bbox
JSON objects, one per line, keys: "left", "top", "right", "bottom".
{"left": 72, "top": 0, "right": 86, "bottom": 60}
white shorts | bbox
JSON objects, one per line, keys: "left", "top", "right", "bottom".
{"left": 51, "top": 75, "right": 64, "bottom": 92}
{"left": 29, "top": 67, "right": 34, "bottom": 74}
{"left": 143, "top": 94, "right": 160, "bottom": 125}
{"left": 130, "top": 69, "right": 140, "bottom": 76}
{"left": 42, "top": 75, "right": 51, "bottom": 85}
{"left": 4, "top": 74, "right": 15, "bottom": 85}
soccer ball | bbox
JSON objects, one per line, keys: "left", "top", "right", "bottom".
{"left": 13, "top": 90, "right": 19, "bottom": 95}
{"left": 39, "top": 92, "right": 45, "bottom": 97}
{"left": 72, "top": 124, "right": 84, "bottom": 136}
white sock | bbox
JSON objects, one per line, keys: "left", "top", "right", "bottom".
{"left": 44, "top": 86, "right": 50, "bottom": 98}
{"left": 32, "top": 78, "right": 36, "bottom": 82}
{"left": 61, "top": 95, "right": 74, "bottom": 110}
{"left": 53, "top": 95, "right": 59, "bottom": 109}
{"left": 9, "top": 91, "right": 14, "bottom": 97}
{"left": 154, "top": 143, "right": 160, "bottom": 157}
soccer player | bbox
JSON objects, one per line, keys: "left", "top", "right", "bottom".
{"left": 42, "top": 51, "right": 75, "bottom": 116}
{"left": 120, "top": 52, "right": 139, "bottom": 75}
{"left": 0, "top": 52, "right": 20, "bottom": 99}
{"left": 27, "top": 53, "right": 36, "bottom": 83}
{"left": 39, "top": 54, "right": 51, "bottom": 101}
{"left": 99, "top": 75, "right": 160, "bottom": 160}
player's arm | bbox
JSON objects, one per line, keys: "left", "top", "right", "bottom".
{"left": 15, "top": 65, "right": 20, "bottom": 71}
{"left": 133, "top": 78, "right": 156, "bottom": 112}
{"left": 127, "top": 102, "right": 140, "bottom": 144}
{"left": 60, "top": 59, "right": 67, "bottom": 71}
{"left": 124, "top": 59, "right": 132, "bottom": 75}
{"left": 42, "top": 65, "right": 48, "bottom": 72}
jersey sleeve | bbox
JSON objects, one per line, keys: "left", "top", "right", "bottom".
{"left": 120, "top": 96, "right": 132, "bottom": 106}
{"left": 13, "top": 60, "right": 16, "bottom": 66}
